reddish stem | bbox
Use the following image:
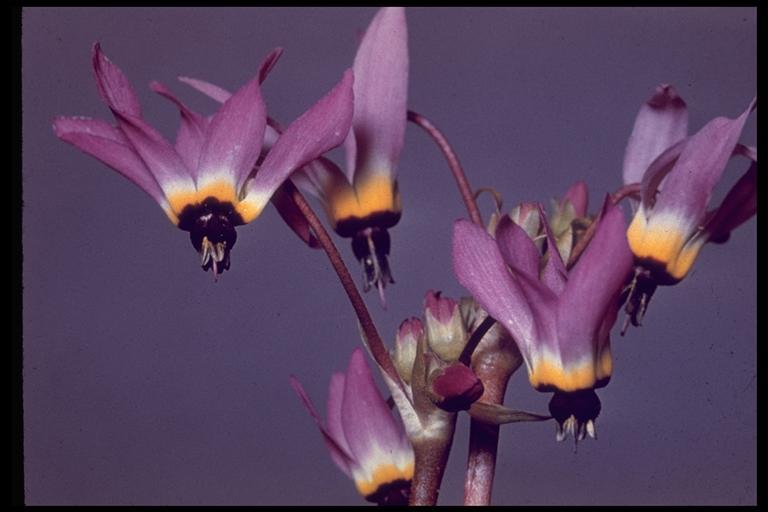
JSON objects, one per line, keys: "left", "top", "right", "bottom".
{"left": 285, "top": 180, "right": 404, "bottom": 391}
{"left": 407, "top": 110, "right": 484, "bottom": 226}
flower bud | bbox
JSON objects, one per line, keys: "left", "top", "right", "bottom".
{"left": 391, "top": 317, "right": 423, "bottom": 384}
{"left": 427, "top": 362, "right": 484, "bottom": 412}
{"left": 423, "top": 290, "right": 467, "bottom": 362}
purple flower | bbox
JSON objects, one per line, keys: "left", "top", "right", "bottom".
{"left": 294, "top": 7, "right": 409, "bottom": 301}
{"left": 452, "top": 200, "right": 633, "bottom": 440}
{"left": 54, "top": 43, "right": 353, "bottom": 275}
{"left": 623, "top": 84, "right": 757, "bottom": 285}
{"left": 290, "top": 348, "right": 414, "bottom": 505}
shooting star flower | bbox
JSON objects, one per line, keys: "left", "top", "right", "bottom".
{"left": 54, "top": 43, "right": 353, "bottom": 276}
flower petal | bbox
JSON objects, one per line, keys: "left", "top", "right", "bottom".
{"left": 176, "top": 48, "right": 282, "bottom": 107}
{"left": 703, "top": 158, "right": 757, "bottom": 244}
{"left": 237, "top": 70, "right": 354, "bottom": 223}
{"left": 557, "top": 200, "right": 633, "bottom": 366}
{"left": 150, "top": 81, "right": 209, "bottom": 175}
{"left": 326, "top": 372, "right": 355, "bottom": 473}
{"left": 91, "top": 42, "right": 142, "bottom": 117}
{"left": 196, "top": 72, "right": 266, "bottom": 192}
{"left": 341, "top": 348, "right": 412, "bottom": 485}
{"left": 649, "top": 98, "right": 756, "bottom": 225}
{"left": 178, "top": 76, "right": 231, "bottom": 104}
{"left": 538, "top": 205, "right": 567, "bottom": 295}
{"left": 269, "top": 183, "right": 320, "bottom": 248}
{"left": 53, "top": 116, "right": 168, "bottom": 209}
{"left": 349, "top": 7, "right": 408, "bottom": 184}
{"left": 289, "top": 375, "right": 355, "bottom": 477}
{"left": 111, "top": 109, "right": 196, "bottom": 214}
{"left": 561, "top": 181, "right": 589, "bottom": 218}
{"left": 452, "top": 219, "right": 542, "bottom": 355}
{"left": 623, "top": 84, "right": 688, "bottom": 186}
{"left": 495, "top": 215, "right": 540, "bottom": 280}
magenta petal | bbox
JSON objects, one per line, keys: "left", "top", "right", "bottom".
{"left": 197, "top": 73, "right": 266, "bottom": 190}
{"left": 639, "top": 138, "right": 687, "bottom": 208}
{"left": 561, "top": 181, "right": 589, "bottom": 218}
{"left": 556, "top": 200, "right": 633, "bottom": 363}
{"left": 53, "top": 116, "right": 166, "bottom": 205}
{"left": 111, "top": 110, "right": 194, "bottom": 192}
{"left": 243, "top": 70, "right": 354, "bottom": 212}
{"left": 340, "top": 348, "right": 405, "bottom": 466}
{"left": 495, "top": 215, "right": 540, "bottom": 280}
{"left": 150, "top": 81, "right": 208, "bottom": 175}
{"left": 91, "top": 42, "right": 142, "bottom": 117}
{"left": 623, "top": 84, "right": 688, "bottom": 186}
{"left": 326, "top": 373, "right": 355, "bottom": 473}
{"left": 650, "top": 98, "right": 756, "bottom": 223}
{"left": 452, "top": 219, "right": 540, "bottom": 347}
{"left": 178, "top": 76, "right": 231, "bottom": 104}
{"left": 269, "top": 183, "right": 320, "bottom": 248}
{"left": 293, "top": 157, "right": 350, "bottom": 204}
{"left": 350, "top": 7, "right": 408, "bottom": 179}
{"left": 258, "top": 47, "right": 284, "bottom": 84}
{"left": 703, "top": 160, "right": 757, "bottom": 243}
{"left": 537, "top": 205, "right": 567, "bottom": 294}
{"left": 289, "top": 376, "right": 354, "bottom": 477}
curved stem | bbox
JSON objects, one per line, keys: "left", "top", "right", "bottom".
{"left": 407, "top": 110, "right": 484, "bottom": 226}
{"left": 285, "top": 180, "right": 404, "bottom": 391}
{"left": 459, "top": 316, "right": 496, "bottom": 366}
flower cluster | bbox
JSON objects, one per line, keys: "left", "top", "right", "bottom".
{"left": 52, "top": 6, "right": 755, "bottom": 506}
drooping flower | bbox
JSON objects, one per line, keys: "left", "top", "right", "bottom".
{"left": 290, "top": 348, "right": 414, "bottom": 505}
{"left": 624, "top": 86, "right": 756, "bottom": 284}
{"left": 293, "top": 7, "right": 409, "bottom": 302}
{"left": 452, "top": 200, "right": 634, "bottom": 440}
{"left": 620, "top": 84, "right": 756, "bottom": 325}
{"left": 54, "top": 43, "right": 353, "bottom": 276}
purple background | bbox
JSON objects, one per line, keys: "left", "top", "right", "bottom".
{"left": 22, "top": 7, "right": 756, "bottom": 505}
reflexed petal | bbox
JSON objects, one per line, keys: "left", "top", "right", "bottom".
{"left": 326, "top": 373, "right": 356, "bottom": 476}
{"left": 495, "top": 215, "right": 540, "bottom": 280}
{"left": 556, "top": 200, "right": 633, "bottom": 364}
{"left": 269, "top": 183, "right": 319, "bottom": 248}
{"left": 703, "top": 160, "right": 757, "bottom": 244}
{"left": 639, "top": 138, "right": 687, "bottom": 209}
{"left": 649, "top": 98, "right": 756, "bottom": 224}
{"left": 257, "top": 47, "right": 284, "bottom": 84}
{"left": 178, "top": 76, "right": 231, "bottom": 104}
{"left": 53, "top": 116, "right": 168, "bottom": 208}
{"left": 349, "top": 7, "right": 408, "bottom": 183}
{"left": 110, "top": 109, "right": 196, "bottom": 213}
{"left": 177, "top": 49, "right": 282, "bottom": 107}
{"left": 92, "top": 42, "right": 142, "bottom": 117}
{"left": 452, "top": 220, "right": 540, "bottom": 351}
{"left": 289, "top": 375, "right": 354, "bottom": 477}
{"left": 292, "top": 156, "right": 350, "bottom": 206}
{"left": 237, "top": 70, "right": 354, "bottom": 223}
{"left": 537, "top": 205, "right": 567, "bottom": 295}
{"left": 341, "top": 349, "right": 411, "bottom": 479}
{"left": 623, "top": 84, "right": 688, "bottom": 185}
{"left": 561, "top": 181, "right": 589, "bottom": 218}
{"left": 150, "top": 81, "right": 208, "bottom": 175}
{"left": 196, "top": 73, "right": 266, "bottom": 191}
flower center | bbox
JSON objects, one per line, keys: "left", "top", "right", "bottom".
{"left": 178, "top": 197, "right": 244, "bottom": 276}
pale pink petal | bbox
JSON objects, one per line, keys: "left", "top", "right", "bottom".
{"left": 623, "top": 84, "right": 688, "bottom": 185}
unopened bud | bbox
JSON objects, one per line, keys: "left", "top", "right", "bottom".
{"left": 427, "top": 362, "right": 484, "bottom": 412}
{"left": 424, "top": 290, "right": 467, "bottom": 362}
{"left": 508, "top": 202, "right": 542, "bottom": 246}
{"left": 392, "top": 317, "right": 423, "bottom": 384}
